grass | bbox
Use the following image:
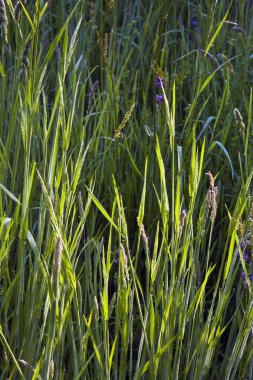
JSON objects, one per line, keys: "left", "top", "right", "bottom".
{"left": 1, "top": 0, "right": 253, "bottom": 379}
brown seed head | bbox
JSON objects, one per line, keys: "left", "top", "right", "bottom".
{"left": 120, "top": 243, "right": 129, "bottom": 283}
{"left": 179, "top": 209, "right": 187, "bottom": 239}
{"left": 103, "top": 32, "right": 109, "bottom": 63}
{"left": 206, "top": 172, "right": 218, "bottom": 221}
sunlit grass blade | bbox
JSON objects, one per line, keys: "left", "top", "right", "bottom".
{"left": 204, "top": 6, "right": 231, "bottom": 57}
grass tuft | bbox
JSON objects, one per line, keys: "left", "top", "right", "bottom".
{"left": 1, "top": 1, "right": 253, "bottom": 378}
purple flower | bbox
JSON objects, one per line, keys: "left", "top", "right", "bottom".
{"left": 156, "top": 94, "right": 164, "bottom": 104}
{"left": 190, "top": 16, "right": 200, "bottom": 33}
{"left": 244, "top": 251, "right": 250, "bottom": 261}
{"left": 241, "top": 271, "right": 253, "bottom": 286}
{"left": 156, "top": 76, "right": 166, "bottom": 88}
{"left": 190, "top": 16, "right": 198, "bottom": 26}
{"left": 237, "top": 250, "right": 250, "bottom": 262}
{"left": 237, "top": 241, "right": 251, "bottom": 262}
{"left": 230, "top": 26, "right": 244, "bottom": 33}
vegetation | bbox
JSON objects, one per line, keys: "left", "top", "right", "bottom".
{"left": 1, "top": 0, "right": 253, "bottom": 378}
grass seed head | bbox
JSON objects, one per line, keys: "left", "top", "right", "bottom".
{"left": 179, "top": 209, "right": 187, "bottom": 239}
{"left": 236, "top": 218, "right": 244, "bottom": 239}
{"left": 140, "top": 224, "right": 148, "bottom": 246}
{"left": 89, "top": 0, "right": 99, "bottom": 35}
{"left": 234, "top": 108, "right": 245, "bottom": 140}
{"left": 103, "top": 32, "right": 109, "bottom": 63}
{"left": 0, "top": 0, "right": 8, "bottom": 46}
{"left": 94, "top": 296, "right": 99, "bottom": 321}
{"left": 120, "top": 243, "right": 129, "bottom": 283}
{"left": 77, "top": 191, "right": 84, "bottom": 217}
{"left": 114, "top": 104, "right": 135, "bottom": 139}
{"left": 55, "top": 237, "right": 63, "bottom": 273}
{"left": 49, "top": 360, "right": 54, "bottom": 380}
{"left": 206, "top": 171, "right": 218, "bottom": 221}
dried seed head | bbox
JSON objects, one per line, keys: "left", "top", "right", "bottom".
{"left": 77, "top": 191, "right": 84, "bottom": 217}
{"left": 0, "top": 0, "right": 8, "bottom": 45}
{"left": 209, "top": 187, "right": 218, "bottom": 221}
{"left": 94, "top": 296, "right": 99, "bottom": 321}
{"left": 206, "top": 172, "right": 218, "bottom": 221}
{"left": 234, "top": 108, "right": 245, "bottom": 140}
{"left": 140, "top": 224, "right": 148, "bottom": 246}
{"left": 89, "top": 1, "right": 98, "bottom": 32}
{"left": 114, "top": 104, "right": 135, "bottom": 139}
{"left": 49, "top": 360, "right": 54, "bottom": 380}
{"left": 103, "top": 32, "right": 109, "bottom": 63}
{"left": 120, "top": 243, "right": 129, "bottom": 283}
{"left": 55, "top": 237, "right": 63, "bottom": 273}
{"left": 236, "top": 219, "right": 244, "bottom": 239}
{"left": 179, "top": 209, "right": 187, "bottom": 239}
{"left": 206, "top": 171, "right": 215, "bottom": 188}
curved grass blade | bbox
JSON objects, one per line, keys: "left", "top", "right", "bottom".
{"left": 209, "top": 140, "right": 234, "bottom": 180}
{"left": 0, "top": 183, "right": 21, "bottom": 205}
{"left": 86, "top": 187, "right": 119, "bottom": 233}
{"left": 204, "top": 6, "right": 231, "bottom": 57}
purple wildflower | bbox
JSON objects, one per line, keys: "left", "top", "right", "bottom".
{"left": 190, "top": 16, "right": 200, "bottom": 33}
{"left": 236, "top": 251, "right": 249, "bottom": 261}
{"left": 243, "top": 251, "right": 250, "bottom": 262}
{"left": 156, "top": 76, "right": 166, "bottom": 88}
{"left": 230, "top": 26, "right": 244, "bottom": 33}
{"left": 241, "top": 271, "right": 253, "bottom": 286}
{"left": 237, "top": 241, "right": 251, "bottom": 262}
{"left": 156, "top": 94, "right": 164, "bottom": 104}
{"left": 190, "top": 16, "right": 198, "bottom": 26}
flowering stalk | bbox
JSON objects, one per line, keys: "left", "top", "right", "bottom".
{"left": 0, "top": 0, "right": 8, "bottom": 46}
{"left": 44, "top": 236, "right": 63, "bottom": 379}
{"left": 206, "top": 171, "right": 218, "bottom": 271}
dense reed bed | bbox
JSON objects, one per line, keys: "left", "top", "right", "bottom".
{"left": 1, "top": 1, "right": 253, "bottom": 379}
